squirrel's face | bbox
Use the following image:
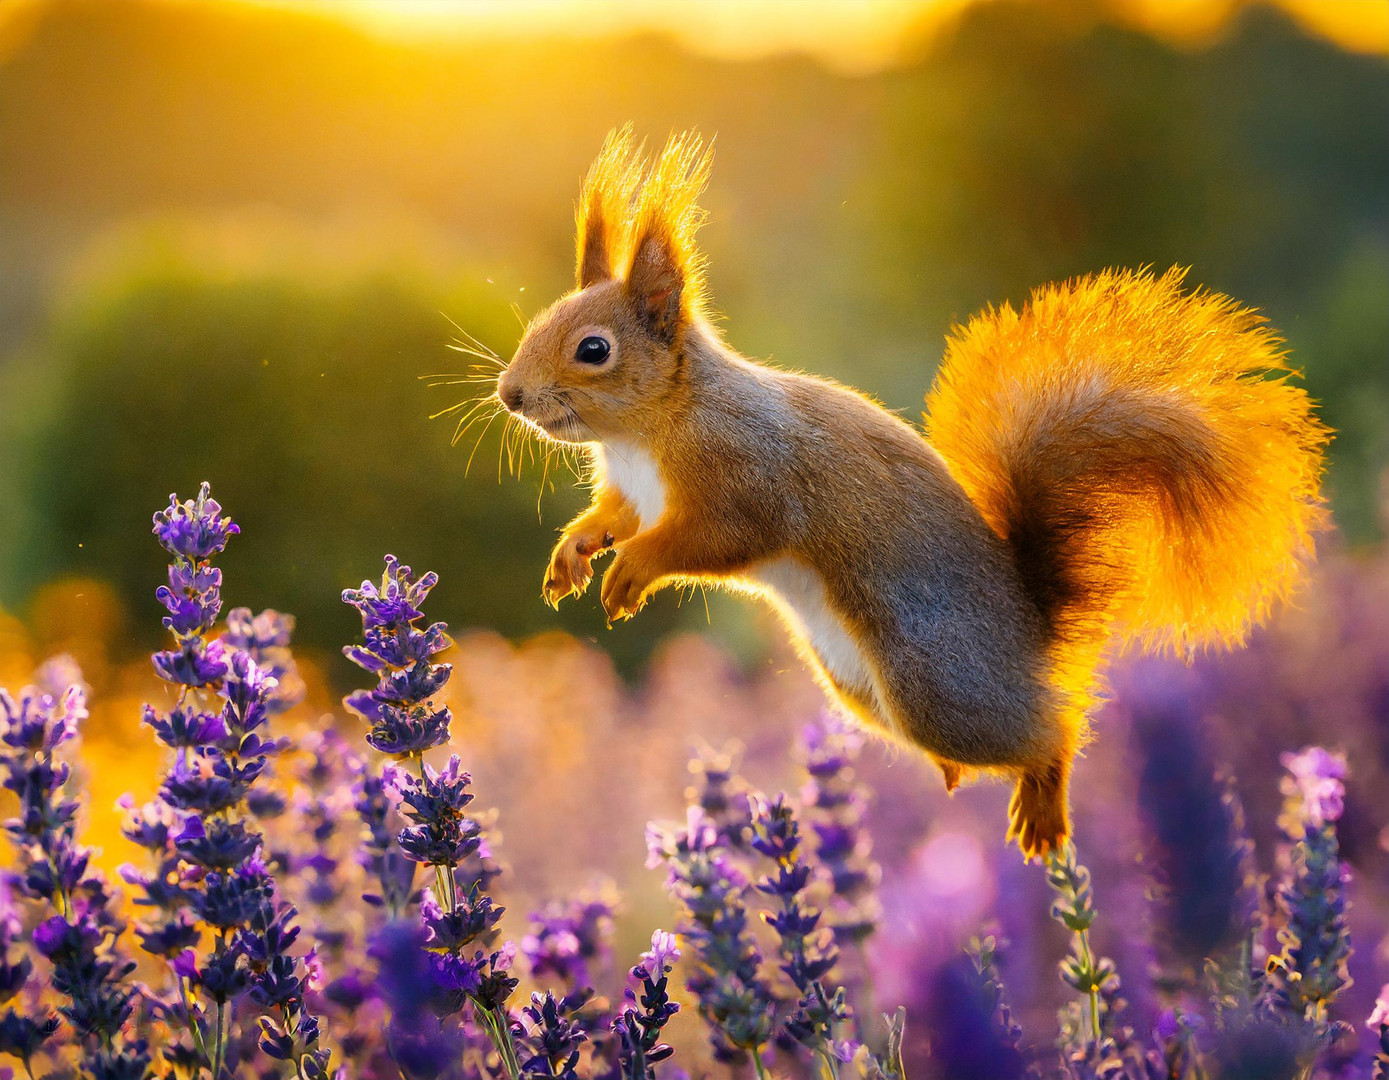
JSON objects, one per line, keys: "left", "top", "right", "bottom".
{"left": 498, "top": 282, "right": 683, "bottom": 445}
{"left": 496, "top": 127, "right": 713, "bottom": 448}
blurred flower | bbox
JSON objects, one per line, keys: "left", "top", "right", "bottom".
{"left": 650, "top": 801, "right": 774, "bottom": 1062}
{"left": 923, "top": 941, "right": 1028, "bottom": 1080}
{"left": 523, "top": 893, "right": 616, "bottom": 991}
{"left": 1206, "top": 1009, "right": 1310, "bottom": 1080}
{"left": 1266, "top": 747, "right": 1353, "bottom": 1023}
{"left": 1279, "top": 746, "right": 1347, "bottom": 829}
{"left": 354, "top": 760, "right": 418, "bottom": 916}
{"left": 1125, "top": 666, "right": 1252, "bottom": 970}
{"left": 1371, "top": 983, "right": 1389, "bottom": 1080}
{"left": 799, "top": 712, "right": 881, "bottom": 948}
{"left": 0, "top": 1009, "right": 61, "bottom": 1071}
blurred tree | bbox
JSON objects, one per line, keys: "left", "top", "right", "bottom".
{"left": 0, "top": 245, "right": 705, "bottom": 671}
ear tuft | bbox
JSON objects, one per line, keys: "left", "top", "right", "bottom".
{"left": 575, "top": 125, "right": 644, "bottom": 289}
{"left": 625, "top": 131, "right": 715, "bottom": 343}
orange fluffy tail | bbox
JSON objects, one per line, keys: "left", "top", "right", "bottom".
{"left": 925, "top": 267, "right": 1330, "bottom": 673}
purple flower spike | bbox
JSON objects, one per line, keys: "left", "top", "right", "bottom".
{"left": 640, "top": 929, "right": 681, "bottom": 978}
{"left": 1279, "top": 746, "right": 1347, "bottom": 827}
{"left": 342, "top": 554, "right": 453, "bottom": 758}
{"left": 615, "top": 929, "right": 683, "bottom": 1080}
{"left": 152, "top": 481, "right": 240, "bottom": 560}
{"left": 342, "top": 554, "right": 440, "bottom": 630}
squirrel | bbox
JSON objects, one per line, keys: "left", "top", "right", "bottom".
{"left": 495, "top": 127, "right": 1329, "bottom": 859}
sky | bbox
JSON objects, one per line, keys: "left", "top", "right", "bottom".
{"left": 236, "top": 0, "right": 1388, "bottom": 72}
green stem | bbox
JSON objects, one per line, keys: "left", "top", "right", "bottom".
{"left": 212, "top": 1000, "right": 225, "bottom": 1080}
{"left": 1078, "top": 930, "right": 1101, "bottom": 1044}
{"left": 179, "top": 977, "right": 210, "bottom": 1077}
{"left": 473, "top": 999, "right": 521, "bottom": 1080}
{"left": 752, "top": 1045, "right": 769, "bottom": 1080}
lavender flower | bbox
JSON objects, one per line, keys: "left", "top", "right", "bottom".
{"left": 687, "top": 745, "right": 753, "bottom": 851}
{"left": 0, "top": 897, "right": 59, "bottom": 1073}
{"left": 1044, "top": 844, "right": 1119, "bottom": 1053}
{"left": 612, "top": 930, "right": 682, "bottom": 1080}
{"left": 136, "top": 484, "right": 330, "bottom": 1077}
{"left": 923, "top": 939, "right": 1028, "bottom": 1080}
{"left": 151, "top": 484, "right": 236, "bottom": 688}
{"left": 345, "top": 555, "right": 521, "bottom": 1080}
{"left": 354, "top": 760, "right": 418, "bottom": 916}
{"left": 1128, "top": 678, "right": 1250, "bottom": 973}
{"left": 342, "top": 554, "right": 454, "bottom": 758}
{"left": 648, "top": 805, "right": 774, "bottom": 1063}
{"left": 1370, "top": 985, "right": 1389, "bottom": 1080}
{"left": 1265, "top": 747, "right": 1353, "bottom": 1025}
{"left": 391, "top": 756, "right": 482, "bottom": 868}
{"left": 798, "top": 714, "right": 881, "bottom": 949}
{"left": 523, "top": 894, "right": 616, "bottom": 992}
{"left": 1, "top": 671, "right": 142, "bottom": 1062}
{"left": 749, "top": 793, "right": 849, "bottom": 1072}
{"left": 519, "top": 992, "right": 588, "bottom": 1080}
{"left": 0, "top": 1008, "right": 61, "bottom": 1075}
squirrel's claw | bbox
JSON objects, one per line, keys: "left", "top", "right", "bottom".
{"left": 543, "top": 533, "right": 604, "bottom": 608}
{"left": 600, "top": 554, "right": 650, "bottom": 623}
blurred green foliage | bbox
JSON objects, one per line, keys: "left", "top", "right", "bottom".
{"left": 0, "top": 0, "right": 1385, "bottom": 673}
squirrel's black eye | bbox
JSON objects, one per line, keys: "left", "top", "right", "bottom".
{"left": 575, "top": 336, "right": 611, "bottom": 365}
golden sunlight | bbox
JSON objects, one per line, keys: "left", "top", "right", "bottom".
{"left": 241, "top": 0, "right": 1388, "bottom": 68}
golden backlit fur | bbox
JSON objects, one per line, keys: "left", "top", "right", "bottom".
{"left": 496, "top": 130, "right": 1330, "bottom": 860}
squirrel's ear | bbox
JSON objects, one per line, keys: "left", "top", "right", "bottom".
{"left": 626, "top": 233, "right": 685, "bottom": 344}
{"left": 575, "top": 126, "right": 642, "bottom": 289}
{"left": 624, "top": 132, "right": 713, "bottom": 344}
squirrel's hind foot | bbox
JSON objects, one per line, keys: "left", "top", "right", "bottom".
{"left": 1006, "top": 761, "right": 1070, "bottom": 862}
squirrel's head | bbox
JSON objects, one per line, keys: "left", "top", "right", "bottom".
{"left": 498, "top": 127, "right": 713, "bottom": 445}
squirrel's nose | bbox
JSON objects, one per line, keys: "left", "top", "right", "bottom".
{"left": 499, "top": 381, "right": 524, "bottom": 414}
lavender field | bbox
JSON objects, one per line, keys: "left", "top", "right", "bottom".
{"left": 2, "top": 484, "right": 1387, "bottom": 1079}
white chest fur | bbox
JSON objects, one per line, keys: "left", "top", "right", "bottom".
{"left": 752, "top": 556, "right": 873, "bottom": 697}
{"left": 592, "top": 442, "right": 666, "bottom": 525}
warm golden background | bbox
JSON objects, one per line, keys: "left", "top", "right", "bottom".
{"left": 1, "top": 0, "right": 1387, "bottom": 672}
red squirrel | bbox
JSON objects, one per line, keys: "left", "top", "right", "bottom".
{"left": 495, "top": 127, "right": 1329, "bottom": 859}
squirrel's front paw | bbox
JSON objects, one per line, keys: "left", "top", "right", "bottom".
{"left": 543, "top": 530, "right": 613, "bottom": 608}
{"left": 600, "top": 552, "right": 654, "bottom": 623}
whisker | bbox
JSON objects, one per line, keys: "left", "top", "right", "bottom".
{"left": 444, "top": 396, "right": 496, "bottom": 436}
{"left": 424, "top": 377, "right": 495, "bottom": 390}
{"left": 429, "top": 397, "right": 481, "bottom": 421}
{"left": 446, "top": 341, "right": 506, "bottom": 365}
{"left": 439, "top": 311, "right": 503, "bottom": 359}
{"left": 465, "top": 409, "right": 502, "bottom": 477}
{"left": 537, "top": 440, "right": 554, "bottom": 519}
{"left": 453, "top": 398, "right": 501, "bottom": 446}
{"left": 499, "top": 415, "right": 518, "bottom": 482}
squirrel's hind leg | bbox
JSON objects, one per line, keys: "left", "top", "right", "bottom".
{"left": 935, "top": 757, "right": 964, "bottom": 793}
{"left": 1006, "top": 755, "right": 1071, "bottom": 861}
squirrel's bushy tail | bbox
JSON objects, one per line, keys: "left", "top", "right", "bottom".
{"left": 925, "top": 267, "right": 1329, "bottom": 669}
